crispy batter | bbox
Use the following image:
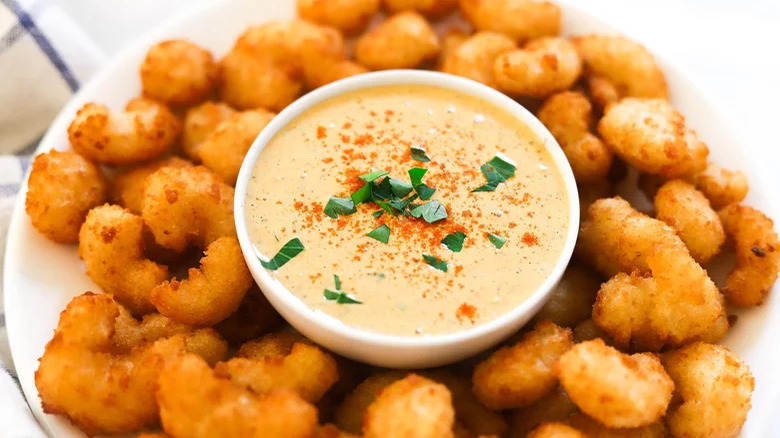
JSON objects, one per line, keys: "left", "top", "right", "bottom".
{"left": 298, "top": 0, "right": 380, "bottom": 34}
{"left": 692, "top": 162, "right": 749, "bottom": 209}
{"left": 441, "top": 32, "right": 517, "bottom": 88}
{"left": 567, "top": 413, "right": 667, "bottom": 438}
{"left": 111, "top": 156, "right": 192, "bottom": 214}
{"left": 214, "top": 286, "right": 281, "bottom": 345}
{"left": 493, "top": 37, "right": 582, "bottom": 98}
{"left": 508, "top": 386, "right": 577, "bottom": 438}
{"left": 425, "top": 370, "right": 508, "bottom": 437}
{"left": 25, "top": 150, "right": 108, "bottom": 243}
{"left": 537, "top": 91, "right": 613, "bottom": 182}
{"left": 235, "top": 19, "right": 345, "bottom": 68}
{"left": 719, "top": 204, "right": 780, "bottom": 306}
{"left": 571, "top": 319, "right": 610, "bottom": 344}
{"left": 459, "top": 0, "right": 560, "bottom": 42}
{"left": 218, "top": 47, "right": 304, "bottom": 111}
{"left": 662, "top": 343, "right": 754, "bottom": 438}
{"left": 335, "top": 371, "right": 407, "bottom": 434}
{"left": 238, "top": 331, "right": 311, "bottom": 358}
{"left": 355, "top": 11, "right": 440, "bottom": 70}
{"left": 68, "top": 97, "right": 181, "bottom": 165}
{"left": 383, "top": 0, "right": 458, "bottom": 17}
{"left": 576, "top": 179, "right": 612, "bottom": 222}
{"left": 586, "top": 75, "right": 620, "bottom": 110}
{"left": 303, "top": 56, "right": 369, "bottom": 89}
{"left": 534, "top": 264, "right": 600, "bottom": 328}
{"left": 528, "top": 422, "right": 584, "bottom": 438}
{"left": 315, "top": 424, "right": 361, "bottom": 438}
{"left": 140, "top": 39, "right": 217, "bottom": 106}
{"left": 181, "top": 101, "right": 235, "bottom": 161}
{"left": 472, "top": 320, "right": 573, "bottom": 409}
{"left": 555, "top": 339, "right": 673, "bottom": 428}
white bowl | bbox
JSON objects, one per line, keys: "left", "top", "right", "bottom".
{"left": 234, "top": 70, "right": 580, "bottom": 368}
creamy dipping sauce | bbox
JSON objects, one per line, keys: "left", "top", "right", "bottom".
{"left": 245, "top": 84, "right": 569, "bottom": 336}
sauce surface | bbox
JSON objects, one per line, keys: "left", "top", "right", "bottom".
{"left": 245, "top": 84, "right": 569, "bottom": 336}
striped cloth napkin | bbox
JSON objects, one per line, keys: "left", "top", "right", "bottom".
{"left": 0, "top": 0, "right": 104, "bottom": 435}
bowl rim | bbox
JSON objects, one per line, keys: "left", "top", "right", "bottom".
{"left": 234, "top": 69, "right": 580, "bottom": 349}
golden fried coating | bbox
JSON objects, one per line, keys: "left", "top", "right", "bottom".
{"left": 363, "top": 374, "right": 455, "bottom": 438}
{"left": 555, "top": 339, "right": 673, "bottom": 428}
{"left": 111, "top": 156, "right": 193, "bottom": 214}
{"left": 573, "top": 35, "right": 668, "bottom": 99}
{"left": 25, "top": 150, "right": 108, "bottom": 244}
{"left": 692, "top": 162, "right": 749, "bottom": 209}
{"left": 181, "top": 101, "right": 235, "bottom": 161}
{"left": 576, "top": 179, "right": 612, "bottom": 222}
{"left": 151, "top": 237, "right": 251, "bottom": 325}
{"left": 78, "top": 204, "right": 168, "bottom": 314}
{"left": 508, "top": 386, "right": 577, "bottom": 438}
{"left": 426, "top": 370, "right": 508, "bottom": 436}
{"left": 440, "top": 32, "right": 517, "bottom": 88}
{"left": 355, "top": 11, "right": 440, "bottom": 70}
{"left": 654, "top": 179, "right": 725, "bottom": 264}
{"left": 238, "top": 331, "right": 311, "bottom": 358}
{"left": 577, "top": 197, "right": 683, "bottom": 277}
{"left": 215, "top": 342, "right": 338, "bottom": 402}
{"left": 197, "top": 108, "right": 275, "bottom": 185}
{"left": 662, "top": 343, "right": 754, "bottom": 438}
{"left": 35, "top": 293, "right": 187, "bottom": 435}
{"left": 527, "top": 423, "right": 584, "bottom": 438}
{"left": 236, "top": 19, "right": 345, "bottom": 68}
{"left": 316, "top": 424, "right": 361, "bottom": 438}
{"left": 157, "top": 353, "right": 318, "bottom": 438}
{"left": 472, "top": 320, "right": 573, "bottom": 410}
{"left": 68, "top": 97, "right": 181, "bottom": 165}
{"left": 537, "top": 91, "right": 613, "bottom": 182}
{"left": 142, "top": 165, "right": 235, "bottom": 253}
{"left": 298, "top": 0, "right": 380, "bottom": 34}
{"left": 571, "top": 319, "right": 609, "bottom": 344}
{"left": 214, "top": 286, "right": 281, "bottom": 344}
{"left": 384, "top": 0, "right": 458, "bottom": 17}
{"left": 140, "top": 39, "right": 217, "bottom": 106}
{"left": 218, "top": 47, "right": 304, "bottom": 112}
{"left": 567, "top": 413, "right": 667, "bottom": 438}
{"left": 597, "top": 98, "right": 708, "bottom": 178}
{"left": 534, "top": 264, "right": 600, "bottom": 328}
{"left": 719, "top": 204, "right": 780, "bottom": 306}
{"left": 459, "top": 0, "right": 560, "bottom": 42}
{"left": 593, "top": 242, "right": 723, "bottom": 351}
{"left": 493, "top": 37, "right": 582, "bottom": 98}
{"left": 335, "top": 371, "right": 407, "bottom": 434}
{"left": 304, "top": 57, "right": 369, "bottom": 89}
{"left": 586, "top": 75, "right": 619, "bottom": 110}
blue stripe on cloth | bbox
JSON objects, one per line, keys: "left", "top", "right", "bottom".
{"left": 0, "top": 22, "right": 24, "bottom": 56}
{"left": 0, "top": 183, "right": 21, "bottom": 197}
{"left": 1, "top": 0, "right": 79, "bottom": 91}
{"left": 18, "top": 155, "right": 31, "bottom": 176}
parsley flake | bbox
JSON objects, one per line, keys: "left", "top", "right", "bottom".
{"left": 367, "top": 224, "right": 391, "bottom": 243}
{"left": 351, "top": 183, "right": 372, "bottom": 205}
{"left": 410, "top": 200, "right": 448, "bottom": 223}
{"left": 411, "top": 147, "right": 431, "bottom": 162}
{"left": 487, "top": 232, "right": 507, "bottom": 249}
{"left": 334, "top": 274, "right": 341, "bottom": 290}
{"left": 389, "top": 178, "right": 413, "bottom": 198}
{"left": 324, "top": 274, "right": 362, "bottom": 304}
{"left": 324, "top": 196, "right": 356, "bottom": 218}
{"left": 259, "top": 238, "right": 304, "bottom": 270}
{"left": 472, "top": 154, "right": 517, "bottom": 192}
{"left": 423, "top": 254, "right": 448, "bottom": 272}
{"left": 359, "top": 169, "right": 389, "bottom": 182}
{"left": 441, "top": 231, "right": 466, "bottom": 252}
{"left": 372, "top": 210, "right": 384, "bottom": 218}
{"left": 408, "top": 167, "right": 428, "bottom": 186}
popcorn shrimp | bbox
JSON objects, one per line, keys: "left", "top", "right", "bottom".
{"left": 534, "top": 263, "right": 600, "bottom": 328}
{"left": 426, "top": 370, "right": 508, "bottom": 437}
{"left": 140, "top": 39, "right": 218, "bottom": 106}
{"left": 335, "top": 371, "right": 407, "bottom": 434}
{"left": 493, "top": 37, "right": 582, "bottom": 98}
{"left": 567, "top": 413, "right": 667, "bottom": 438}
{"left": 383, "top": 0, "right": 458, "bottom": 18}
{"left": 68, "top": 97, "right": 181, "bottom": 165}
{"left": 586, "top": 75, "right": 619, "bottom": 110}
{"left": 218, "top": 47, "right": 304, "bottom": 112}
{"left": 355, "top": 11, "right": 440, "bottom": 70}
{"left": 459, "top": 0, "right": 561, "bottom": 42}
{"left": 440, "top": 32, "right": 517, "bottom": 88}
{"left": 25, "top": 150, "right": 108, "bottom": 244}
{"left": 693, "top": 162, "right": 749, "bottom": 209}
{"left": 303, "top": 57, "right": 368, "bottom": 89}
{"left": 214, "top": 286, "right": 281, "bottom": 345}
{"left": 508, "top": 386, "right": 577, "bottom": 438}
{"left": 181, "top": 101, "right": 235, "bottom": 161}
{"left": 528, "top": 423, "right": 584, "bottom": 438}
{"left": 298, "top": 0, "right": 380, "bottom": 34}
{"left": 111, "top": 156, "right": 193, "bottom": 214}
{"left": 555, "top": 339, "right": 673, "bottom": 428}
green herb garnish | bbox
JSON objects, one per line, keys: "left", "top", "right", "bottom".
{"left": 408, "top": 167, "right": 428, "bottom": 186}
{"left": 359, "top": 169, "right": 390, "bottom": 182}
{"left": 423, "top": 254, "right": 448, "bottom": 272}
{"left": 389, "top": 178, "right": 413, "bottom": 198}
{"left": 411, "top": 147, "right": 431, "bottom": 162}
{"left": 371, "top": 177, "right": 392, "bottom": 200}
{"left": 367, "top": 224, "right": 391, "bottom": 243}
{"left": 334, "top": 274, "right": 341, "bottom": 290}
{"left": 472, "top": 154, "right": 516, "bottom": 192}
{"left": 351, "top": 184, "right": 372, "bottom": 205}
{"left": 324, "top": 196, "right": 356, "bottom": 218}
{"left": 487, "top": 232, "right": 507, "bottom": 249}
{"left": 324, "top": 274, "right": 362, "bottom": 304}
{"left": 259, "top": 238, "right": 305, "bottom": 270}
{"left": 441, "top": 231, "right": 466, "bottom": 252}
{"left": 407, "top": 167, "right": 436, "bottom": 200}
{"left": 372, "top": 210, "right": 384, "bottom": 218}
{"left": 410, "top": 200, "right": 448, "bottom": 223}
{"left": 414, "top": 183, "right": 436, "bottom": 200}
{"left": 375, "top": 200, "right": 398, "bottom": 217}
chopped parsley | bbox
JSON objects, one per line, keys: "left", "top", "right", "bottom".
{"left": 367, "top": 224, "right": 391, "bottom": 243}
{"left": 389, "top": 178, "right": 413, "bottom": 198}
{"left": 411, "top": 147, "right": 431, "bottom": 162}
{"left": 375, "top": 200, "right": 398, "bottom": 217}
{"left": 423, "top": 254, "right": 448, "bottom": 272}
{"left": 324, "top": 274, "right": 362, "bottom": 304}
{"left": 372, "top": 177, "right": 393, "bottom": 200}
{"left": 259, "top": 238, "right": 304, "bottom": 270}
{"left": 334, "top": 274, "right": 341, "bottom": 290}
{"left": 410, "top": 200, "right": 448, "bottom": 223}
{"left": 408, "top": 167, "right": 428, "bottom": 186}
{"left": 472, "top": 154, "right": 517, "bottom": 192}
{"left": 441, "top": 231, "right": 466, "bottom": 252}
{"left": 351, "top": 183, "right": 372, "bottom": 205}
{"left": 487, "top": 232, "right": 507, "bottom": 249}
{"left": 407, "top": 167, "right": 436, "bottom": 200}
{"left": 414, "top": 183, "right": 436, "bottom": 200}
{"left": 372, "top": 210, "right": 384, "bottom": 218}
{"left": 359, "top": 169, "right": 390, "bottom": 182}
{"left": 324, "top": 196, "right": 356, "bottom": 218}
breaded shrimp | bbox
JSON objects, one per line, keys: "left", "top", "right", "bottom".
{"left": 585, "top": 75, "right": 620, "bottom": 110}
{"left": 181, "top": 101, "right": 235, "bottom": 161}
{"left": 459, "top": 0, "right": 561, "bottom": 42}
{"left": 508, "top": 386, "right": 577, "bottom": 438}
{"left": 383, "top": 0, "right": 458, "bottom": 17}
{"left": 111, "top": 156, "right": 193, "bottom": 214}
{"left": 218, "top": 47, "right": 304, "bottom": 112}
{"left": 78, "top": 204, "right": 168, "bottom": 314}
{"left": 25, "top": 150, "right": 108, "bottom": 244}
{"left": 303, "top": 56, "right": 368, "bottom": 89}
{"left": 235, "top": 19, "right": 345, "bottom": 68}
{"left": 214, "top": 286, "right": 281, "bottom": 345}
{"left": 140, "top": 39, "right": 218, "bottom": 106}
{"left": 425, "top": 370, "right": 508, "bottom": 437}
{"left": 527, "top": 423, "right": 584, "bottom": 438}
{"left": 537, "top": 91, "right": 613, "bottom": 182}
{"left": 719, "top": 204, "right": 780, "bottom": 306}
{"left": 493, "top": 37, "right": 581, "bottom": 98}
{"left": 472, "top": 320, "right": 573, "bottom": 409}
{"left": 440, "top": 32, "right": 517, "bottom": 88}
{"left": 355, "top": 11, "right": 440, "bottom": 70}
{"left": 662, "top": 342, "right": 754, "bottom": 438}
{"left": 142, "top": 165, "right": 235, "bottom": 253}
{"left": 567, "top": 413, "right": 667, "bottom": 438}
{"left": 68, "top": 97, "right": 181, "bottom": 165}
{"left": 157, "top": 353, "right": 318, "bottom": 438}
{"left": 692, "top": 162, "right": 749, "bottom": 209}
{"left": 316, "top": 424, "right": 361, "bottom": 438}
{"left": 335, "top": 371, "right": 407, "bottom": 434}
{"left": 298, "top": 0, "right": 380, "bottom": 34}
{"left": 363, "top": 374, "right": 455, "bottom": 438}
{"left": 534, "top": 263, "right": 601, "bottom": 328}
{"left": 555, "top": 339, "right": 673, "bottom": 428}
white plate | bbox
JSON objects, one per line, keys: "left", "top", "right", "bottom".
{"left": 5, "top": 0, "right": 778, "bottom": 436}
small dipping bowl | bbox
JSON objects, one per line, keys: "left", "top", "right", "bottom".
{"left": 235, "top": 70, "right": 579, "bottom": 368}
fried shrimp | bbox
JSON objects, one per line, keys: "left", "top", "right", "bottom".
{"left": 235, "top": 19, "right": 345, "bottom": 67}
{"left": 473, "top": 320, "right": 573, "bottom": 410}
{"left": 112, "top": 156, "right": 193, "bottom": 214}
{"left": 151, "top": 237, "right": 252, "bottom": 325}
{"left": 181, "top": 101, "right": 235, "bottom": 161}
{"left": 197, "top": 108, "right": 275, "bottom": 185}
{"left": 35, "top": 293, "right": 188, "bottom": 435}
{"left": 68, "top": 97, "right": 181, "bottom": 165}
{"left": 298, "top": 0, "right": 380, "bottom": 34}
{"left": 157, "top": 353, "right": 318, "bottom": 438}
{"left": 459, "top": 0, "right": 560, "bottom": 42}
{"left": 363, "top": 374, "right": 455, "bottom": 438}
{"left": 384, "top": 0, "right": 458, "bottom": 17}
{"left": 692, "top": 162, "right": 749, "bottom": 209}
{"left": 493, "top": 37, "right": 582, "bottom": 98}
{"left": 534, "top": 264, "right": 600, "bottom": 328}
{"left": 537, "top": 91, "right": 613, "bottom": 182}
{"left": 586, "top": 75, "right": 620, "bottom": 110}
{"left": 577, "top": 197, "right": 683, "bottom": 277}
{"left": 662, "top": 343, "right": 754, "bottom": 438}
{"left": 355, "top": 11, "right": 440, "bottom": 70}
{"left": 142, "top": 165, "right": 235, "bottom": 253}
{"left": 508, "top": 386, "right": 577, "bottom": 438}
{"left": 719, "top": 204, "right": 780, "bottom": 306}
{"left": 593, "top": 241, "right": 723, "bottom": 351}
{"left": 555, "top": 339, "right": 673, "bottom": 428}
{"left": 440, "top": 32, "right": 517, "bottom": 88}
{"left": 654, "top": 179, "right": 725, "bottom": 264}
{"left": 527, "top": 423, "right": 584, "bottom": 438}
{"left": 425, "top": 370, "right": 508, "bottom": 437}
{"left": 214, "top": 286, "right": 281, "bottom": 344}
{"left": 567, "top": 413, "right": 667, "bottom": 438}
{"left": 597, "top": 98, "right": 708, "bottom": 178}
{"left": 218, "top": 47, "right": 304, "bottom": 112}
{"left": 140, "top": 40, "right": 218, "bottom": 106}
{"left": 335, "top": 371, "right": 407, "bottom": 433}
{"left": 78, "top": 204, "right": 168, "bottom": 314}
{"left": 215, "top": 342, "right": 339, "bottom": 402}
{"left": 25, "top": 150, "right": 108, "bottom": 244}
